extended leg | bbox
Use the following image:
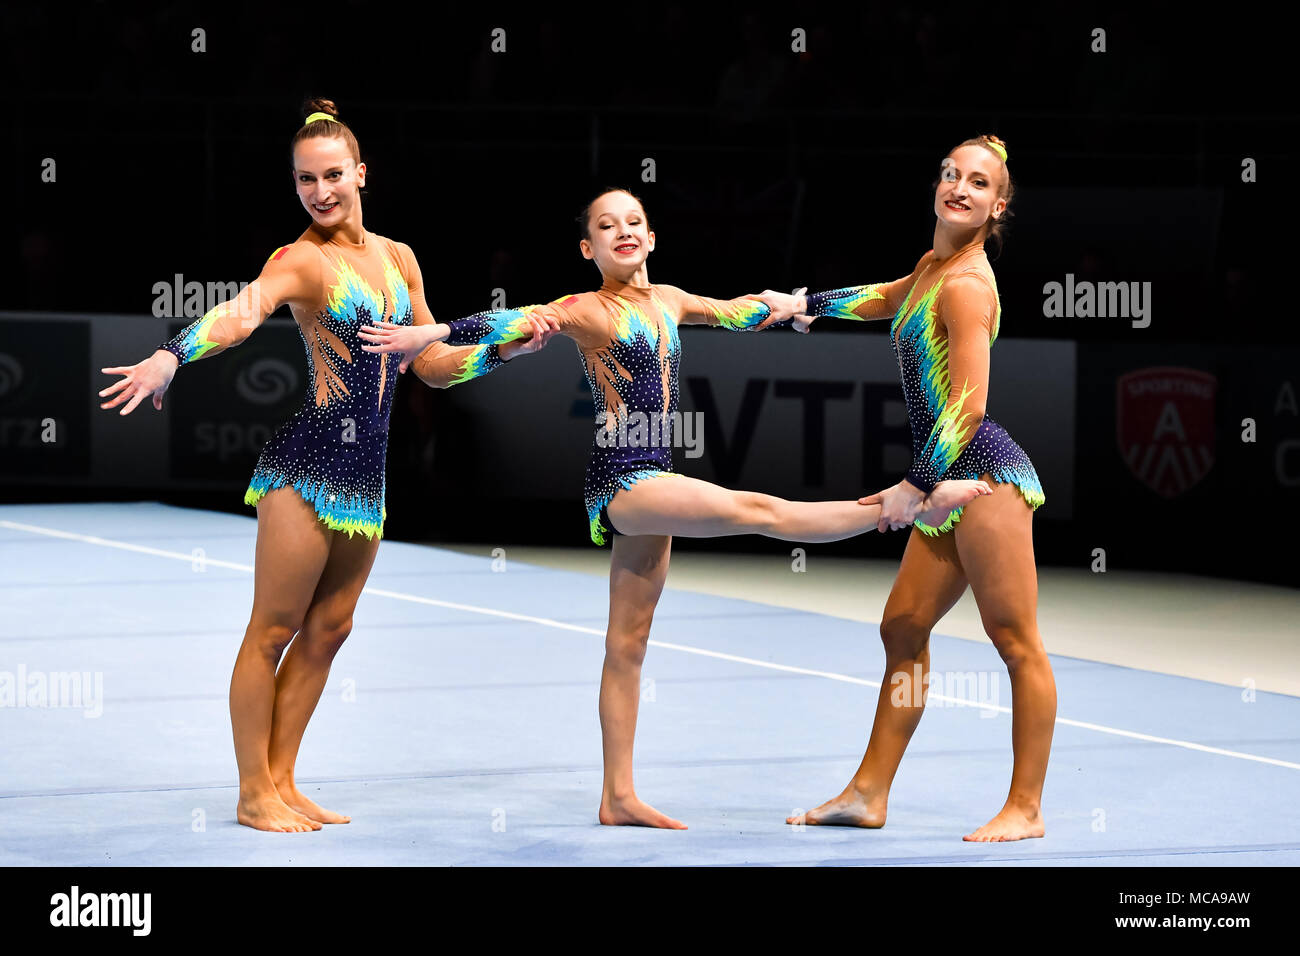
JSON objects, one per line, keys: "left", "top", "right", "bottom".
{"left": 606, "top": 473, "right": 984, "bottom": 542}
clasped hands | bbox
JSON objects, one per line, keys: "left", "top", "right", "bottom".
{"left": 755, "top": 287, "right": 814, "bottom": 333}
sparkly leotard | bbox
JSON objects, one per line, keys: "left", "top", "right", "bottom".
{"left": 440, "top": 278, "right": 786, "bottom": 544}
{"left": 804, "top": 243, "right": 1044, "bottom": 534}
{"left": 158, "top": 224, "right": 505, "bottom": 539}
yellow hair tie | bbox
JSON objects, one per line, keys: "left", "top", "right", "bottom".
{"left": 985, "top": 140, "right": 1008, "bottom": 163}
{"left": 304, "top": 111, "right": 339, "bottom": 126}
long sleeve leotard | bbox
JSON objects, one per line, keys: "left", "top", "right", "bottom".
{"left": 803, "top": 244, "right": 1044, "bottom": 534}
{"left": 436, "top": 277, "right": 789, "bottom": 544}
{"left": 157, "top": 224, "right": 503, "bottom": 539}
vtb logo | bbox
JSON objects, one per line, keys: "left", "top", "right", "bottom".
{"left": 1116, "top": 367, "right": 1217, "bottom": 497}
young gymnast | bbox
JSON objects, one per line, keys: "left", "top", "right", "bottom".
{"left": 358, "top": 187, "right": 992, "bottom": 828}
{"left": 98, "top": 98, "right": 554, "bottom": 833}
{"left": 776, "top": 135, "right": 1056, "bottom": 842}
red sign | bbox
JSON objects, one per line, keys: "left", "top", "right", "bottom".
{"left": 1116, "top": 367, "right": 1217, "bottom": 497}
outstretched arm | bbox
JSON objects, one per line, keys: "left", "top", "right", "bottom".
{"left": 99, "top": 242, "right": 318, "bottom": 414}
{"left": 793, "top": 252, "right": 931, "bottom": 329}
{"left": 407, "top": 331, "right": 509, "bottom": 390}
{"left": 442, "top": 302, "right": 572, "bottom": 346}
{"left": 665, "top": 286, "right": 790, "bottom": 331}
{"left": 801, "top": 271, "right": 916, "bottom": 323}
{"left": 392, "top": 243, "right": 554, "bottom": 389}
{"left": 162, "top": 242, "right": 318, "bottom": 365}
{"left": 361, "top": 288, "right": 573, "bottom": 383}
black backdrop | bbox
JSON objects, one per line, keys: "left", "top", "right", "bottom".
{"left": 4, "top": 3, "right": 1297, "bottom": 585}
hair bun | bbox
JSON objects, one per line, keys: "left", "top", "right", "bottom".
{"left": 302, "top": 97, "right": 340, "bottom": 122}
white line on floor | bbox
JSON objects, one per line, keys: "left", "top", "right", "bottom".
{"left": 5, "top": 517, "right": 1298, "bottom": 772}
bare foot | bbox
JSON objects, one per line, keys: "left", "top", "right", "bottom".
{"left": 236, "top": 793, "right": 323, "bottom": 833}
{"left": 276, "top": 782, "right": 351, "bottom": 825}
{"left": 963, "top": 804, "right": 1044, "bottom": 842}
{"left": 599, "top": 793, "right": 687, "bottom": 829}
{"left": 786, "top": 783, "right": 887, "bottom": 827}
{"left": 918, "top": 479, "right": 993, "bottom": 526}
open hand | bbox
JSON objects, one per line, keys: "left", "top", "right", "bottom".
{"left": 99, "top": 351, "right": 178, "bottom": 415}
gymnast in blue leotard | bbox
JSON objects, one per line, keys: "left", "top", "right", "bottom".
{"left": 783, "top": 134, "right": 1058, "bottom": 844}
{"left": 99, "top": 98, "right": 553, "bottom": 835}
{"left": 801, "top": 235, "right": 1044, "bottom": 535}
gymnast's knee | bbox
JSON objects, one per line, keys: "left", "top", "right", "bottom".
{"left": 604, "top": 625, "right": 651, "bottom": 668}
{"left": 733, "top": 491, "right": 779, "bottom": 533}
{"left": 244, "top": 620, "right": 299, "bottom": 659}
{"left": 296, "top": 616, "right": 354, "bottom": 664}
{"left": 983, "top": 622, "right": 1044, "bottom": 671}
{"left": 879, "top": 612, "right": 932, "bottom": 660}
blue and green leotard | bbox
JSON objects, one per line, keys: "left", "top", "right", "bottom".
{"left": 158, "top": 225, "right": 505, "bottom": 539}
{"left": 438, "top": 277, "right": 788, "bottom": 544}
{"left": 804, "top": 243, "right": 1044, "bottom": 534}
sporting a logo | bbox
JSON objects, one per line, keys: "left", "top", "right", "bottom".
{"left": 1116, "top": 367, "right": 1216, "bottom": 497}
